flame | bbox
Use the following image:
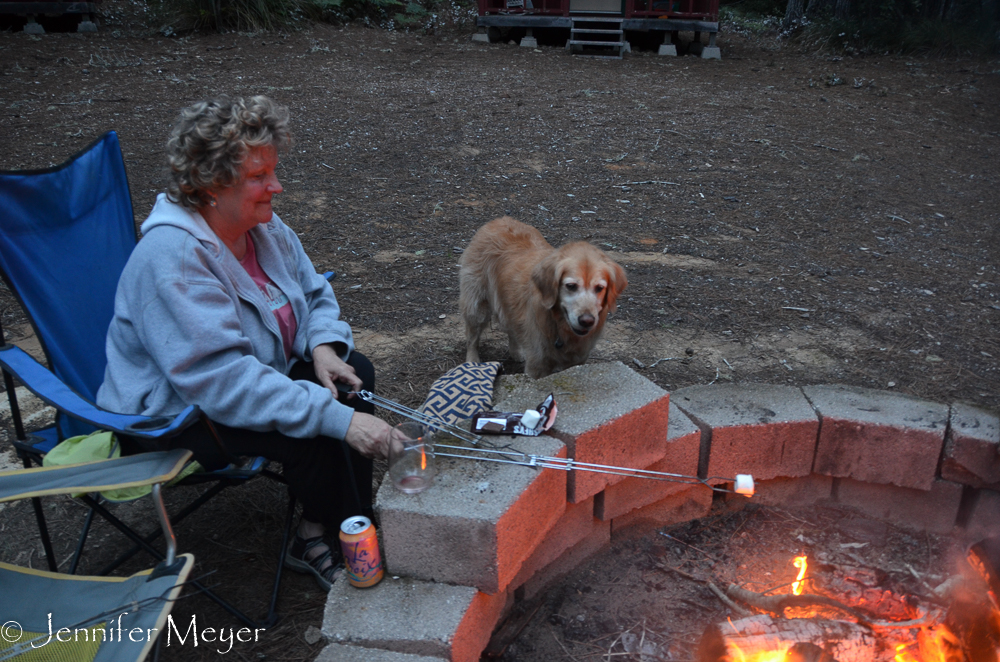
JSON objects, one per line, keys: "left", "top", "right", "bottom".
{"left": 728, "top": 642, "right": 790, "bottom": 662}
{"left": 420, "top": 443, "right": 427, "bottom": 471}
{"left": 792, "top": 556, "right": 808, "bottom": 596}
{"left": 892, "top": 626, "right": 959, "bottom": 662}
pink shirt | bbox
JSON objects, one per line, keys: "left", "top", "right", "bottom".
{"left": 239, "top": 233, "right": 297, "bottom": 361}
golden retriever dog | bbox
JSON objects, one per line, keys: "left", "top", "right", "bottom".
{"left": 459, "top": 217, "right": 627, "bottom": 379}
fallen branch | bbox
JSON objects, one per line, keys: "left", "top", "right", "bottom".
{"left": 726, "top": 584, "right": 870, "bottom": 623}
{"left": 709, "top": 582, "right": 753, "bottom": 617}
{"left": 655, "top": 563, "right": 752, "bottom": 617}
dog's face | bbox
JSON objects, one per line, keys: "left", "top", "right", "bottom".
{"left": 532, "top": 242, "right": 627, "bottom": 337}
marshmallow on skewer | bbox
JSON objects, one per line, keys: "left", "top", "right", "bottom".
{"left": 734, "top": 474, "right": 754, "bottom": 496}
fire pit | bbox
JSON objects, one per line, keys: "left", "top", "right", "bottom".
{"left": 500, "top": 502, "right": 1000, "bottom": 662}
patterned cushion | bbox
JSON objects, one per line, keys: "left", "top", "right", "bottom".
{"left": 419, "top": 362, "right": 501, "bottom": 425}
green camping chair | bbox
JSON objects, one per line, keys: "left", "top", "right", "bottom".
{"left": 0, "top": 448, "right": 195, "bottom": 662}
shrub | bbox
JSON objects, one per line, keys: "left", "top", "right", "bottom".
{"left": 157, "top": 0, "right": 306, "bottom": 31}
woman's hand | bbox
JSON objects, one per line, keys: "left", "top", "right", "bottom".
{"left": 312, "top": 343, "right": 362, "bottom": 400}
{"left": 344, "top": 412, "right": 393, "bottom": 458}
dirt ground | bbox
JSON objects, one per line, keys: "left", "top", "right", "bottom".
{"left": 0, "top": 11, "right": 998, "bottom": 661}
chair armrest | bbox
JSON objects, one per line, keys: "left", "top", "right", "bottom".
{"left": 0, "top": 448, "right": 192, "bottom": 503}
{"left": 0, "top": 344, "right": 201, "bottom": 439}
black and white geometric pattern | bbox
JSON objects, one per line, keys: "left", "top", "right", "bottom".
{"left": 419, "top": 361, "right": 501, "bottom": 424}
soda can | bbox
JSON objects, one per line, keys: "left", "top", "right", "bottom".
{"left": 339, "top": 515, "right": 384, "bottom": 588}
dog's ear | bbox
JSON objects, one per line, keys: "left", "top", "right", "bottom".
{"left": 532, "top": 253, "right": 562, "bottom": 309}
{"left": 603, "top": 260, "right": 628, "bottom": 313}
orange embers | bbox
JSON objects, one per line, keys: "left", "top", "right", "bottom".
{"left": 420, "top": 442, "right": 427, "bottom": 471}
{"left": 792, "top": 556, "right": 808, "bottom": 596}
{"left": 894, "top": 626, "right": 960, "bottom": 662}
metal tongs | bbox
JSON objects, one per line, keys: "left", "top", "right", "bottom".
{"left": 354, "top": 390, "right": 755, "bottom": 496}
{"left": 355, "top": 390, "right": 483, "bottom": 445}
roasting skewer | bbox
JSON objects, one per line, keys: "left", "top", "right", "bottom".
{"left": 354, "top": 390, "right": 755, "bottom": 496}
{"left": 354, "top": 389, "right": 483, "bottom": 445}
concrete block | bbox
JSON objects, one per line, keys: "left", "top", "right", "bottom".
{"left": 511, "top": 496, "right": 605, "bottom": 591}
{"left": 24, "top": 19, "right": 44, "bottom": 34}
{"left": 520, "top": 35, "right": 538, "bottom": 48}
{"left": 77, "top": 20, "right": 98, "bottom": 32}
{"left": 700, "top": 46, "right": 722, "bottom": 59}
{"left": 610, "top": 485, "right": 713, "bottom": 540}
{"left": 376, "top": 434, "right": 566, "bottom": 593}
{"left": 518, "top": 519, "right": 611, "bottom": 601}
{"left": 804, "top": 384, "right": 949, "bottom": 490}
{"left": 835, "top": 477, "right": 963, "bottom": 535}
{"left": 941, "top": 402, "right": 1000, "bottom": 489}
{"left": 965, "top": 488, "right": 1000, "bottom": 540}
{"left": 672, "top": 384, "right": 819, "bottom": 482}
{"left": 752, "top": 474, "right": 834, "bottom": 509}
{"left": 471, "top": 32, "right": 490, "bottom": 43}
{"left": 595, "top": 403, "right": 701, "bottom": 521}
{"left": 658, "top": 43, "right": 678, "bottom": 56}
{"left": 322, "top": 577, "right": 507, "bottom": 662}
{"left": 316, "top": 644, "right": 446, "bottom": 661}
{"left": 494, "top": 362, "right": 670, "bottom": 503}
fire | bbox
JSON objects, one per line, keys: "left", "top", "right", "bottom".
{"left": 420, "top": 443, "right": 427, "bottom": 471}
{"left": 893, "top": 627, "right": 957, "bottom": 662}
{"left": 728, "top": 642, "right": 790, "bottom": 662}
{"left": 792, "top": 556, "right": 808, "bottom": 596}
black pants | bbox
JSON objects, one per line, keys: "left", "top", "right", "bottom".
{"left": 124, "top": 352, "right": 376, "bottom": 531}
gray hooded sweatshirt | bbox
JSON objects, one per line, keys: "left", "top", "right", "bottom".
{"left": 97, "top": 193, "right": 356, "bottom": 441}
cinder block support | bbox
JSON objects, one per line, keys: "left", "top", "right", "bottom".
{"left": 24, "top": 16, "right": 45, "bottom": 34}
{"left": 700, "top": 32, "right": 721, "bottom": 59}
{"left": 520, "top": 29, "right": 538, "bottom": 48}
{"left": 803, "top": 384, "right": 949, "bottom": 490}
{"left": 941, "top": 402, "right": 1000, "bottom": 489}
{"left": 672, "top": 384, "right": 819, "bottom": 483}
{"left": 836, "top": 477, "right": 963, "bottom": 535}
{"left": 610, "top": 484, "right": 714, "bottom": 539}
{"left": 471, "top": 30, "right": 490, "bottom": 44}
{"left": 596, "top": 403, "right": 701, "bottom": 521}
{"left": 376, "top": 434, "right": 567, "bottom": 593}
{"left": 322, "top": 578, "right": 508, "bottom": 662}
{"left": 495, "top": 362, "right": 671, "bottom": 503}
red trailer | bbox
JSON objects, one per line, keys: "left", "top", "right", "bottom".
{"left": 475, "top": 0, "right": 720, "bottom": 57}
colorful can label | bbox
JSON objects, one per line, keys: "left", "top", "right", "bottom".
{"left": 339, "top": 515, "right": 384, "bottom": 588}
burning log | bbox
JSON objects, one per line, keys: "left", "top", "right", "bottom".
{"left": 726, "top": 584, "right": 871, "bottom": 623}
{"left": 810, "top": 562, "right": 922, "bottom": 622}
{"left": 698, "top": 614, "right": 884, "bottom": 662}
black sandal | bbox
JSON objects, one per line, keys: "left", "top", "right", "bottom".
{"left": 285, "top": 534, "right": 344, "bottom": 591}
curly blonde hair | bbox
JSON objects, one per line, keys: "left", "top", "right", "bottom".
{"left": 165, "top": 95, "right": 292, "bottom": 210}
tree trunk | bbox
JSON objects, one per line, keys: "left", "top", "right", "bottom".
{"left": 834, "top": 0, "right": 850, "bottom": 21}
{"left": 782, "top": 0, "right": 806, "bottom": 29}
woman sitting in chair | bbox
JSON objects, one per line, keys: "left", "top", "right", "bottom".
{"left": 97, "top": 94, "right": 393, "bottom": 591}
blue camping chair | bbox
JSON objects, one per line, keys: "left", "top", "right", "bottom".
{"left": 0, "top": 448, "right": 195, "bottom": 662}
{"left": 0, "top": 131, "right": 295, "bottom": 628}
